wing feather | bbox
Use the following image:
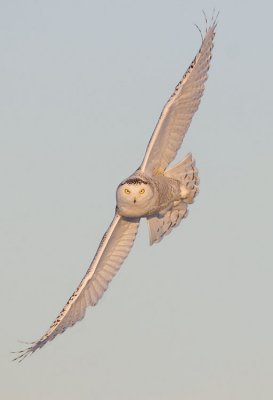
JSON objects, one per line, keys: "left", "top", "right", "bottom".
{"left": 14, "top": 213, "right": 139, "bottom": 361}
{"left": 140, "top": 21, "right": 216, "bottom": 175}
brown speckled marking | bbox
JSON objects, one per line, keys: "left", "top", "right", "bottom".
{"left": 123, "top": 178, "right": 148, "bottom": 185}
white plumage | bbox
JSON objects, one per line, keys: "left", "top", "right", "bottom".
{"left": 14, "top": 17, "right": 216, "bottom": 361}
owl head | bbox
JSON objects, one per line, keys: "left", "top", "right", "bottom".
{"left": 116, "top": 176, "right": 155, "bottom": 218}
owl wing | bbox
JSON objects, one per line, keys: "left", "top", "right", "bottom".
{"left": 140, "top": 21, "right": 216, "bottom": 175}
{"left": 14, "top": 213, "right": 139, "bottom": 362}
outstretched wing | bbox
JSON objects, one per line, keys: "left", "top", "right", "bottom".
{"left": 14, "top": 213, "right": 139, "bottom": 362}
{"left": 140, "top": 20, "right": 216, "bottom": 175}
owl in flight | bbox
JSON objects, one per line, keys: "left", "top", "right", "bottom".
{"left": 15, "top": 18, "right": 216, "bottom": 361}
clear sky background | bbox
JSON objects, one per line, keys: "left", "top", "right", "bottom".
{"left": 1, "top": 1, "right": 273, "bottom": 399}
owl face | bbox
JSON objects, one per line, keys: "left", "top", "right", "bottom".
{"left": 116, "top": 177, "right": 155, "bottom": 218}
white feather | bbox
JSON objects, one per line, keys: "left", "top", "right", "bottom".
{"left": 140, "top": 22, "right": 216, "bottom": 175}
{"left": 14, "top": 214, "right": 139, "bottom": 361}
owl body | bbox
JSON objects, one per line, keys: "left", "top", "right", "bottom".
{"left": 116, "top": 171, "right": 181, "bottom": 219}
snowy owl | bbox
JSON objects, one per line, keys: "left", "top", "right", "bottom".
{"left": 14, "top": 18, "right": 216, "bottom": 361}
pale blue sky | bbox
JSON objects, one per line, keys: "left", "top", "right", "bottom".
{"left": 1, "top": 1, "right": 273, "bottom": 399}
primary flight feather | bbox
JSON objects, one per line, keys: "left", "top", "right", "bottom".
{"left": 14, "top": 17, "right": 216, "bottom": 361}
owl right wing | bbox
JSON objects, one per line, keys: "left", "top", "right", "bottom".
{"left": 140, "top": 19, "right": 216, "bottom": 175}
{"left": 14, "top": 213, "right": 139, "bottom": 362}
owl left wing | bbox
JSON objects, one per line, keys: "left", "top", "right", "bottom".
{"left": 140, "top": 20, "right": 216, "bottom": 175}
{"left": 14, "top": 213, "right": 139, "bottom": 362}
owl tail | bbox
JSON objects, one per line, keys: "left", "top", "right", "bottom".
{"left": 147, "top": 153, "right": 199, "bottom": 245}
{"left": 147, "top": 202, "right": 188, "bottom": 245}
{"left": 165, "top": 152, "right": 199, "bottom": 204}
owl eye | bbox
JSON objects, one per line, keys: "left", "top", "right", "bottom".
{"left": 124, "top": 188, "right": 131, "bottom": 195}
{"left": 139, "top": 188, "right": 145, "bottom": 195}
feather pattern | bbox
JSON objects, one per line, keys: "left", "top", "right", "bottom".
{"left": 147, "top": 202, "right": 188, "bottom": 245}
{"left": 140, "top": 21, "right": 216, "bottom": 175}
{"left": 14, "top": 214, "right": 139, "bottom": 361}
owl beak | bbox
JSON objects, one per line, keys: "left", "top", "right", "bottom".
{"left": 133, "top": 197, "right": 136, "bottom": 204}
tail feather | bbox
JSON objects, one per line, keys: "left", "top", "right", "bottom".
{"left": 147, "top": 153, "right": 199, "bottom": 245}
{"left": 147, "top": 203, "right": 188, "bottom": 245}
{"left": 165, "top": 153, "right": 199, "bottom": 204}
